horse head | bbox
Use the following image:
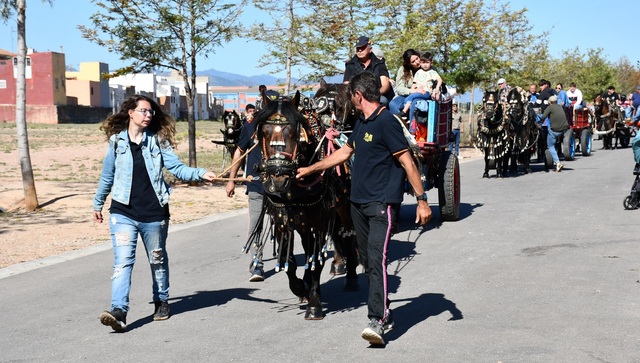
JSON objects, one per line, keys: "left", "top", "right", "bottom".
{"left": 220, "top": 110, "right": 242, "bottom": 151}
{"left": 313, "top": 79, "right": 359, "bottom": 131}
{"left": 480, "top": 90, "right": 503, "bottom": 126}
{"left": 254, "top": 92, "right": 319, "bottom": 199}
{"left": 505, "top": 87, "right": 525, "bottom": 123}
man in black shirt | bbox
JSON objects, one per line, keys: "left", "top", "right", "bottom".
{"left": 297, "top": 71, "right": 431, "bottom": 346}
{"left": 343, "top": 36, "right": 394, "bottom": 106}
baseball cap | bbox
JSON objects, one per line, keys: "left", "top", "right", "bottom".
{"left": 636, "top": 86, "right": 640, "bottom": 90}
{"left": 355, "top": 36, "right": 370, "bottom": 48}
{"left": 497, "top": 78, "right": 506, "bottom": 85}
{"left": 549, "top": 95, "right": 558, "bottom": 102}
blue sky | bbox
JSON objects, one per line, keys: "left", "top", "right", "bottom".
{"left": 0, "top": 0, "right": 637, "bottom": 79}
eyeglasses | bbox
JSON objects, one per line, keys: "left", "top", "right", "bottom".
{"left": 135, "top": 108, "right": 155, "bottom": 116}
{"left": 356, "top": 45, "right": 368, "bottom": 52}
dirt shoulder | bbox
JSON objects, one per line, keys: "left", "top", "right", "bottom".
{"left": 0, "top": 122, "right": 481, "bottom": 269}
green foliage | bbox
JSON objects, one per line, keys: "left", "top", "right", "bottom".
{"left": 80, "top": 0, "right": 246, "bottom": 166}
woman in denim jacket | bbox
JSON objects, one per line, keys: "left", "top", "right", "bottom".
{"left": 93, "top": 95, "right": 215, "bottom": 332}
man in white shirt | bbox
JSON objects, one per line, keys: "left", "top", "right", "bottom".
{"left": 566, "top": 82, "right": 584, "bottom": 110}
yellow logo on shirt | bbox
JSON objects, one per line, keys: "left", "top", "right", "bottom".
{"left": 363, "top": 132, "right": 373, "bottom": 142}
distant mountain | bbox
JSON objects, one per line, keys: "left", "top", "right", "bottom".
{"left": 197, "top": 68, "right": 296, "bottom": 87}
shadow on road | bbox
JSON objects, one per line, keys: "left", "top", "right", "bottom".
{"left": 125, "top": 288, "right": 278, "bottom": 331}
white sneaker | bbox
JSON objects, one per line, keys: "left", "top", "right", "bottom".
{"left": 556, "top": 163, "right": 564, "bottom": 172}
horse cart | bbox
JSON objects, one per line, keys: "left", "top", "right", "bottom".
{"left": 411, "top": 99, "right": 461, "bottom": 221}
{"left": 570, "top": 108, "right": 593, "bottom": 156}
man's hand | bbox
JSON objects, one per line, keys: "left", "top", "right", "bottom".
{"left": 226, "top": 180, "right": 235, "bottom": 197}
{"left": 415, "top": 200, "right": 432, "bottom": 225}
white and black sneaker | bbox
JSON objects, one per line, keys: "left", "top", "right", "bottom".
{"left": 100, "top": 308, "right": 127, "bottom": 332}
{"left": 361, "top": 318, "right": 386, "bottom": 345}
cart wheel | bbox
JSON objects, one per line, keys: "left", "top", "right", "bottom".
{"left": 623, "top": 196, "right": 637, "bottom": 210}
{"left": 562, "top": 129, "right": 575, "bottom": 161}
{"left": 544, "top": 149, "right": 553, "bottom": 170}
{"left": 437, "top": 151, "right": 460, "bottom": 221}
{"left": 580, "top": 129, "right": 592, "bottom": 156}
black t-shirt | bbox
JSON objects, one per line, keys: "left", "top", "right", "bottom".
{"left": 237, "top": 119, "right": 264, "bottom": 195}
{"left": 110, "top": 140, "right": 169, "bottom": 222}
{"left": 343, "top": 54, "right": 395, "bottom": 101}
{"left": 347, "top": 106, "right": 408, "bottom": 204}
{"left": 605, "top": 92, "right": 619, "bottom": 104}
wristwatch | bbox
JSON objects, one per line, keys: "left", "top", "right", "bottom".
{"left": 416, "top": 192, "right": 428, "bottom": 201}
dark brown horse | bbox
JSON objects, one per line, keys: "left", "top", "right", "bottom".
{"left": 247, "top": 90, "right": 357, "bottom": 320}
{"left": 312, "top": 81, "right": 360, "bottom": 276}
{"left": 594, "top": 94, "right": 615, "bottom": 149}
{"left": 475, "top": 90, "right": 508, "bottom": 178}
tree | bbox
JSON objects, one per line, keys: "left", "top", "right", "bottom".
{"left": 79, "top": 0, "right": 245, "bottom": 167}
{"left": 1, "top": 0, "right": 47, "bottom": 212}
{"left": 250, "top": 0, "right": 300, "bottom": 93}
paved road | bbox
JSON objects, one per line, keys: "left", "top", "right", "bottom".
{"left": 1, "top": 139, "right": 639, "bottom": 362}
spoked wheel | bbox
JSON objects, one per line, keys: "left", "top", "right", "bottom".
{"left": 438, "top": 151, "right": 460, "bottom": 221}
{"left": 580, "top": 129, "right": 592, "bottom": 156}
{"left": 562, "top": 129, "right": 575, "bottom": 161}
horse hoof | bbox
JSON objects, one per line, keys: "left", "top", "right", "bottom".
{"left": 289, "top": 279, "right": 306, "bottom": 298}
{"left": 304, "top": 306, "right": 324, "bottom": 320}
{"left": 482, "top": 172, "right": 489, "bottom": 178}
{"left": 344, "top": 277, "right": 359, "bottom": 292}
{"left": 329, "top": 261, "right": 347, "bottom": 276}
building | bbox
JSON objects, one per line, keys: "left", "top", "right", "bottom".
{"left": 210, "top": 85, "right": 315, "bottom": 115}
{"left": 66, "top": 62, "right": 110, "bottom": 108}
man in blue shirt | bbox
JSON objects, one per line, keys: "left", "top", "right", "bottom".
{"left": 296, "top": 71, "right": 431, "bottom": 346}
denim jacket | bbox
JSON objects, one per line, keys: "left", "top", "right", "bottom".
{"left": 93, "top": 129, "right": 207, "bottom": 211}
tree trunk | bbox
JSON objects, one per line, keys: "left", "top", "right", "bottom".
{"left": 15, "top": 0, "right": 38, "bottom": 211}
{"left": 285, "top": 0, "right": 293, "bottom": 95}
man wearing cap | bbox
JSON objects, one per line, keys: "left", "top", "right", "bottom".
{"left": 343, "top": 36, "right": 395, "bottom": 106}
{"left": 539, "top": 95, "right": 569, "bottom": 172}
{"left": 497, "top": 78, "right": 510, "bottom": 105}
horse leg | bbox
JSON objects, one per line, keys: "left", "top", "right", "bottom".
{"left": 496, "top": 157, "right": 504, "bottom": 178}
{"left": 279, "top": 232, "right": 305, "bottom": 300}
{"left": 483, "top": 152, "right": 489, "bottom": 178}
{"left": 302, "top": 232, "right": 324, "bottom": 320}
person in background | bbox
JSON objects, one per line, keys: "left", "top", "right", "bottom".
{"left": 296, "top": 71, "right": 432, "bottom": 346}
{"left": 555, "top": 83, "right": 571, "bottom": 125}
{"left": 538, "top": 95, "right": 569, "bottom": 172}
{"left": 343, "top": 35, "right": 395, "bottom": 106}
{"left": 497, "top": 78, "right": 511, "bottom": 105}
{"left": 566, "top": 82, "right": 584, "bottom": 112}
{"left": 631, "top": 87, "right": 640, "bottom": 123}
{"left": 226, "top": 103, "right": 267, "bottom": 282}
{"left": 93, "top": 95, "right": 216, "bottom": 332}
{"left": 388, "top": 49, "right": 421, "bottom": 115}
{"left": 450, "top": 101, "right": 464, "bottom": 156}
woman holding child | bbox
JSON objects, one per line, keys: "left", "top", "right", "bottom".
{"left": 388, "top": 49, "right": 421, "bottom": 114}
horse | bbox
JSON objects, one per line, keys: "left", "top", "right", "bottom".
{"left": 504, "top": 87, "right": 538, "bottom": 174}
{"left": 593, "top": 94, "right": 615, "bottom": 149}
{"left": 475, "top": 90, "right": 508, "bottom": 178}
{"left": 212, "top": 110, "right": 243, "bottom": 173}
{"left": 312, "top": 80, "right": 360, "bottom": 276}
{"left": 247, "top": 90, "right": 358, "bottom": 320}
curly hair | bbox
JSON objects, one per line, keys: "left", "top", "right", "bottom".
{"left": 100, "top": 94, "right": 177, "bottom": 147}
